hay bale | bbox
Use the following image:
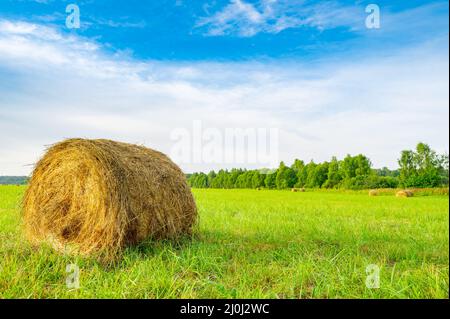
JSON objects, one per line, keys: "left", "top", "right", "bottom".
{"left": 291, "top": 188, "right": 298, "bottom": 192}
{"left": 22, "top": 138, "right": 197, "bottom": 259}
{"left": 368, "top": 190, "right": 379, "bottom": 196}
{"left": 396, "top": 190, "right": 413, "bottom": 198}
{"left": 299, "top": 188, "right": 306, "bottom": 192}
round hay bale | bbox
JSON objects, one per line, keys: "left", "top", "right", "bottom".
{"left": 368, "top": 189, "right": 379, "bottom": 196}
{"left": 299, "top": 188, "right": 306, "bottom": 192}
{"left": 405, "top": 190, "right": 414, "bottom": 197}
{"left": 291, "top": 188, "right": 298, "bottom": 192}
{"left": 22, "top": 138, "right": 197, "bottom": 259}
{"left": 396, "top": 190, "right": 413, "bottom": 198}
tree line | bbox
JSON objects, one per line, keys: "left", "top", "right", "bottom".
{"left": 187, "top": 143, "right": 449, "bottom": 190}
{"left": 0, "top": 176, "right": 28, "bottom": 185}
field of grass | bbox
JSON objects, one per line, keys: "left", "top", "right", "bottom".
{"left": 0, "top": 185, "right": 448, "bottom": 298}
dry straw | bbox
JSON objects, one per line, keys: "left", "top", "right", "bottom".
{"left": 368, "top": 190, "right": 379, "bottom": 196}
{"left": 22, "top": 138, "right": 197, "bottom": 260}
{"left": 396, "top": 190, "right": 414, "bottom": 198}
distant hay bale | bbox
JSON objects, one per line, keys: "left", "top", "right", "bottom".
{"left": 368, "top": 190, "right": 379, "bottom": 196}
{"left": 299, "top": 188, "right": 305, "bottom": 192}
{"left": 291, "top": 187, "right": 305, "bottom": 192}
{"left": 396, "top": 190, "right": 414, "bottom": 198}
{"left": 22, "top": 138, "right": 197, "bottom": 260}
{"left": 291, "top": 188, "right": 298, "bottom": 192}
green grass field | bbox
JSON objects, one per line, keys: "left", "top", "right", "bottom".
{"left": 0, "top": 185, "right": 448, "bottom": 298}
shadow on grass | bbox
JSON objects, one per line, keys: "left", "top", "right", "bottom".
{"left": 109, "top": 233, "right": 202, "bottom": 269}
{"left": 7, "top": 228, "right": 325, "bottom": 271}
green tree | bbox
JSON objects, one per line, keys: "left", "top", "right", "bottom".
{"left": 341, "top": 154, "right": 371, "bottom": 178}
{"left": 251, "top": 171, "right": 265, "bottom": 188}
{"left": 276, "top": 162, "right": 297, "bottom": 189}
{"left": 295, "top": 165, "right": 308, "bottom": 188}
{"left": 439, "top": 153, "right": 449, "bottom": 185}
{"left": 398, "top": 143, "right": 445, "bottom": 187}
{"left": 306, "top": 162, "right": 329, "bottom": 188}
{"left": 355, "top": 154, "right": 372, "bottom": 176}
{"left": 323, "top": 156, "right": 341, "bottom": 188}
{"left": 207, "top": 170, "right": 216, "bottom": 187}
{"left": 398, "top": 150, "right": 416, "bottom": 186}
{"left": 304, "top": 161, "right": 317, "bottom": 188}
{"left": 235, "top": 171, "right": 247, "bottom": 188}
{"left": 211, "top": 169, "right": 227, "bottom": 188}
{"left": 264, "top": 172, "right": 277, "bottom": 189}
{"left": 189, "top": 172, "right": 208, "bottom": 188}
{"left": 291, "top": 159, "right": 305, "bottom": 172}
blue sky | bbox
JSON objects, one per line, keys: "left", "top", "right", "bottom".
{"left": 1, "top": 0, "right": 448, "bottom": 60}
{"left": 0, "top": 0, "right": 449, "bottom": 174}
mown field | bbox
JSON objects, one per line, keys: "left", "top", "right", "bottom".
{"left": 0, "top": 185, "right": 448, "bottom": 298}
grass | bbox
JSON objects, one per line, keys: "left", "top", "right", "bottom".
{"left": 0, "top": 185, "right": 448, "bottom": 298}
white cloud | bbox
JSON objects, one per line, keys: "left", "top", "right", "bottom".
{"left": 88, "top": 17, "right": 147, "bottom": 29}
{"left": 195, "top": 0, "right": 449, "bottom": 38}
{"left": 0, "top": 19, "right": 448, "bottom": 175}
{"left": 29, "top": 0, "right": 52, "bottom": 3}
{"left": 195, "top": 0, "right": 363, "bottom": 37}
